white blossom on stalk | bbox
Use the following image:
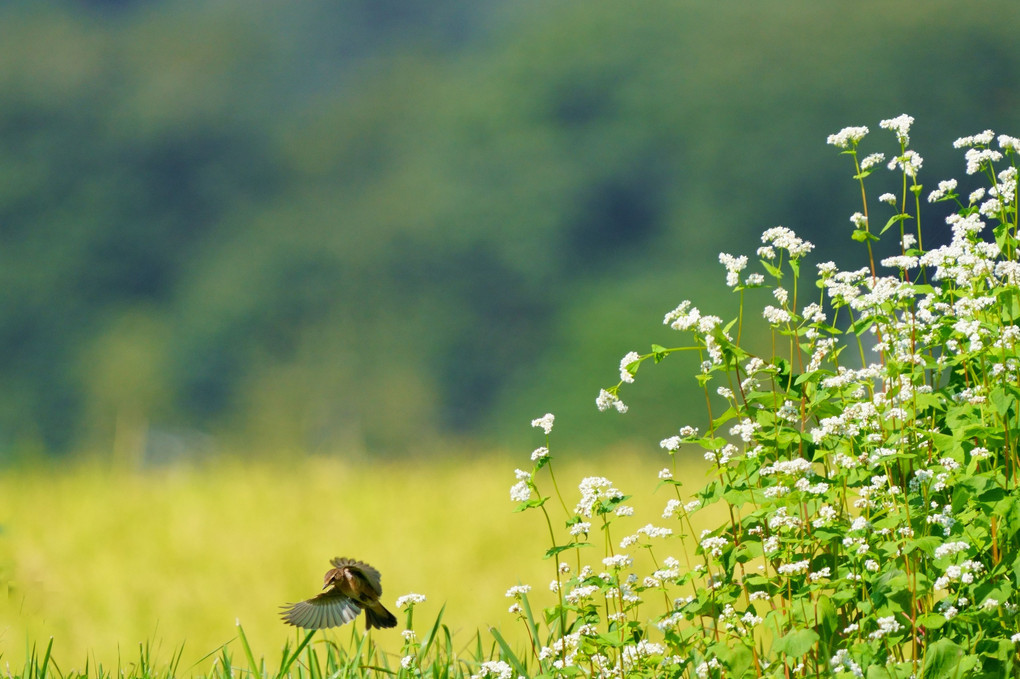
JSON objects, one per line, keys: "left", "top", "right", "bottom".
{"left": 719, "top": 252, "right": 748, "bottom": 287}
{"left": 760, "top": 226, "right": 814, "bottom": 258}
{"left": 954, "top": 129, "right": 995, "bottom": 148}
{"left": 596, "top": 388, "right": 628, "bottom": 413}
{"left": 827, "top": 126, "right": 869, "bottom": 148}
{"left": 396, "top": 593, "right": 426, "bottom": 609}
{"left": 575, "top": 476, "right": 624, "bottom": 517}
{"left": 531, "top": 413, "right": 555, "bottom": 435}
{"left": 618, "top": 351, "right": 641, "bottom": 383}
{"left": 880, "top": 114, "right": 914, "bottom": 144}
{"left": 860, "top": 152, "right": 885, "bottom": 170}
{"left": 928, "top": 179, "right": 957, "bottom": 202}
{"left": 964, "top": 147, "right": 1002, "bottom": 175}
{"left": 510, "top": 468, "right": 532, "bottom": 502}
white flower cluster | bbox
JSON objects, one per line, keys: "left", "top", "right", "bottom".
{"left": 574, "top": 476, "right": 624, "bottom": 518}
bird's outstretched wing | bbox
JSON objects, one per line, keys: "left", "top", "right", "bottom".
{"left": 330, "top": 557, "right": 383, "bottom": 596}
{"left": 280, "top": 591, "right": 361, "bottom": 629}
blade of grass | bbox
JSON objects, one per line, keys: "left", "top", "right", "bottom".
{"left": 418, "top": 603, "right": 447, "bottom": 659}
{"left": 275, "top": 630, "right": 315, "bottom": 679}
{"left": 236, "top": 622, "right": 261, "bottom": 679}
{"left": 39, "top": 637, "right": 54, "bottom": 679}
{"left": 487, "top": 627, "right": 527, "bottom": 678}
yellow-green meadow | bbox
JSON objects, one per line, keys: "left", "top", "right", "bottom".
{"left": 0, "top": 451, "right": 710, "bottom": 672}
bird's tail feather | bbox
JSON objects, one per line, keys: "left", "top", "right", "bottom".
{"left": 364, "top": 603, "right": 398, "bottom": 630}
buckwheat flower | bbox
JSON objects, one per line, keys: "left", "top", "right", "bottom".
{"left": 510, "top": 469, "right": 532, "bottom": 502}
{"left": 812, "top": 504, "right": 837, "bottom": 528}
{"left": 881, "top": 254, "right": 919, "bottom": 270}
{"left": 934, "top": 541, "right": 969, "bottom": 559}
{"left": 850, "top": 212, "right": 867, "bottom": 229}
{"left": 998, "top": 134, "right": 1020, "bottom": 151}
{"left": 595, "top": 388, "right": 628, "bottom": 413}
{"left": 868, "top": 615, "right": 903, "bottom": 641}
{"left": 968, "top": 187, "right": 986, "bottom": 204}
{"left": 506, "top": 584, "right": 531, "bottom": 598}
{"left": 615, "top": 505, "right": 634, "bottom": 517}
{"left": 773, "top": 286, "right": 789, "bottom": 305}
{"left": 763, "top": 305, "right": 791, "bottom": 325}
{"left": 531, "top": 413, "right": 555, "bottom": 435}
{"left": 658, "top": 467, "right": 672, "bottom": 480}
{"left": 965, "top": 147, "right": 1002, "bottom": 175}
{"left": 1012, "top": 633, "right": 1020, "bottom": 644}
{"left": 928, "top": 178, "right": 958, "bottom": 202}
{"left": 603, "top": 554, "right": 632, "bottom": 569}
{"left": 777, "top": 560, "right": 810, "bottom": 576}
{"left": 760, "top": 226, "right": 814, "bottom": 258}
{"left": 745, "top": 272, "right": 765, "bottom": 286}
{"left": 570, "top": 521, "right": 591, "bottom": 536}
{"left": 700, "top": 535, "right": 728, "bottom": 557}
{"left": 684, "top": 499, "right": 701, "bottom": 512}
{"left": 827, "top": 125, "right": 869, "bottom": 149}
{"left": 619, "top": 351, "right": 641, "bottom": 383}
{"left": 860, "top": 152, "right": 886, "bottom": 170}
{"left": 982, "top": 598, "right": 999, "bottom": 610}
{"left": 880, "top": 114, "right": 914, "bottom": 144}
{"left": 396, "top": 593, "right": 427, "bottom": 609}
{"left": 809, "top": 567, "right": 831, "bottom": 582}
{"left": 729, "top": 419, "right": 761, "bottom": 448}
{"left": 565, "top": 585, "right": 600, "bottom": 604}
{"left": 575, "top": 476, "right": 624, "bottom": 517}
{"left": 472, "top": 660, "right": 514, "bottom": 679}
{"left": 659, "top": 435, "right": 682, "bottom": 452}
{"left": 663, "top": 299, "right": 698, "bottom": 329}
{"left": 769, "top": 506, "right": 803, "bottom": 531}
{"left": 530, "top": 446, "right": 549, "bottom": 461}
{"left": 508, "top": 603, "right": 522, "bottom": 614}
{"left": 865, "top": 559, "right": 879, "bottom": 572}
{"left": 402, "top": 629, "right": 417, "bottom": 642}
{"left": 401, "top": 655, "right": 415, "bottom": 669}
{"left": 831, "top": 649, "right": 863, "bottom": 678}
{"left": 888, "top": 150, "right": 923, "bottom": 177}
{"left": 662, "top": 498, "right": 681, "bottom": 519}
{"left": 971, "top": 447, "right": 991, "bottom": 460}
{"left": 719, "top": 252, "right": 748, "bottom": 287}
{"left": 879, "top": 192, "right": 897, "bottom": 205}
{"left": 954, "top": 129, "right": 995, "bottom": 148}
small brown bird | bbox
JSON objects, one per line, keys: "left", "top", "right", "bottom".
{"left": 280, "top": 557, "right": 398, "bottom": 630}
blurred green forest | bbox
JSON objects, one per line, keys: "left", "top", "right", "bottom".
{"left": 1, "top": 0, "right": 1019, "bottom": 461}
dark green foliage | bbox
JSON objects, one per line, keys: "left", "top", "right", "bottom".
{"left": 1, "top": 2, "right": 1020, "bottom": 457}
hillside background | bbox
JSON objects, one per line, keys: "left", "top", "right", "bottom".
{"left": 2, "top": 0, "right": 1020, "bottom": 462}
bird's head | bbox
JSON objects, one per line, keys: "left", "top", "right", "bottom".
{"left": 323, "top": 567, "right": 344, "bottom": 589}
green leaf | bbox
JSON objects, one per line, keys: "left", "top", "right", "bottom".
{"left": 543, "top": 543, "right": 590, "bottom": 559}
{"left": 916, "top": 612, "right": 948, "bottom": 630}
{"left": 921, "top": 638, "right": 965, "bottom": 679}
{"left": 880, "top": 213, "right": 912, "bottom": 234}
{"left": 772, "top": 628, "right": 818, "bottom": 658}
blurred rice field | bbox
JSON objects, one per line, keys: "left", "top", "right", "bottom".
{"left": 0, "top": 450, "right": 712, "bottom": 671}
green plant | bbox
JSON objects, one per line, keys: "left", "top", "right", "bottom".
{"left": 508, "top": 116, "right": 1020, "bottom": 677}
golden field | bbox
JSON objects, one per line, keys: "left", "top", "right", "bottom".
{"left": 0, "top": 450, "right": 713, "bottom": 672}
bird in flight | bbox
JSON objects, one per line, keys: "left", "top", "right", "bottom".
{"left": 280, "top": 557, "right": 398, "bottom": 630}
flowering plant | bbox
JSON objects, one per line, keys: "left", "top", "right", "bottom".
{"left": 506, "top": 116, "right": 1020, "bottom": 678}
